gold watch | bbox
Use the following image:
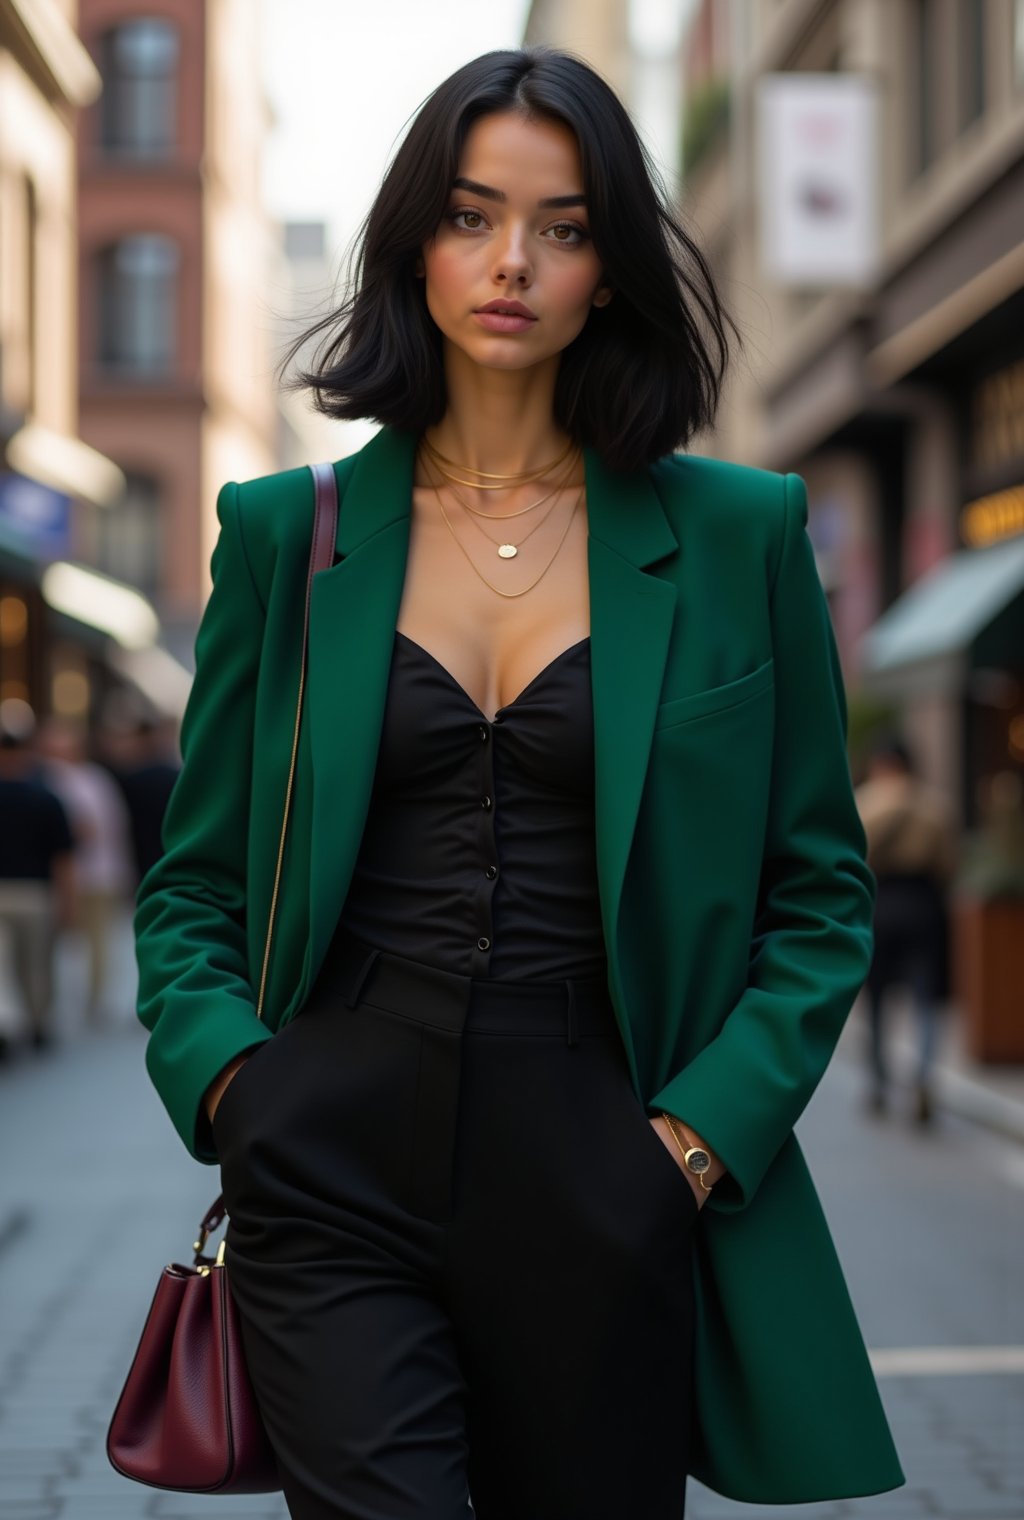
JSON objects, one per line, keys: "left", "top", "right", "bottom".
{"left": 661, "top": 1113, "right": 714, "bottom": 1191}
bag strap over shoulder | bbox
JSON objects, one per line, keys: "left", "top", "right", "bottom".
{"left": 254, "top": 461, "right": 340, "bottom": 1022}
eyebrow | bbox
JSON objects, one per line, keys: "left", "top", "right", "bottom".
{"left": 451, "top": 176, "right": 587, "bottom": 210}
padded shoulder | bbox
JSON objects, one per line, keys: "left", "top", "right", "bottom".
{"left": 229, "top": 450, "right": 362, "bottom": 604}
{"left": 649, "top": 452, "right": 793, "bottom": 575}
{"left": 650, "top": 452, "right": 786, "bottom": 519}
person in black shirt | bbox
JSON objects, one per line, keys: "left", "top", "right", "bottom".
{"left": 0, "top": 702, "right": 76, "bottom": 1053}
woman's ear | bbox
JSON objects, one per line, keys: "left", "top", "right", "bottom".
{"left": 592, "top": 284, "right": 614, "bottom": 309}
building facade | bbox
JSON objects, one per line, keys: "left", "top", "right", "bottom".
{"left": 679, "top": 0, "right": 1024, "bottom": 831}
{"left": 0, "top": 0, "right": 131, "bottom": 727}
{"left": 76, "top": 0, "right": 277, "bottom": 683}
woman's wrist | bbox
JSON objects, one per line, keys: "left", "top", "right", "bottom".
{"left": 659, "top": 1113, "right": 727, "bottom": 1188}
{"left": 204, "top": 1054, "right": 249, "bottom": 1124}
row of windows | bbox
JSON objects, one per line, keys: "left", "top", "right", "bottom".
{"left": 103, "top": 9, "right": 1023, "bottom": 170}
{"left": 90, "top": 22, "right": 174, "bottom": 588}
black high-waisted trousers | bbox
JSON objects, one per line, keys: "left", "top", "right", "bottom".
{"left": 213, "top": 925, "right": 698, "bottom": 1520}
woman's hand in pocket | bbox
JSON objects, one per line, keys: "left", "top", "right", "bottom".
{"left": 648, "top": 1113, "right": 710, "bottom": 1211}
{"left": 205, "top": 1053, "right": 252, "bottom": 1126}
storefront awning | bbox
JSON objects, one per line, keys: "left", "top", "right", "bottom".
{"left": 860, "top": 534, "right": 1024, "bottom": 699}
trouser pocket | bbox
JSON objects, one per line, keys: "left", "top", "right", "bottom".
{"left": 216, "top": 994, "right": 424, "bottom": 1223}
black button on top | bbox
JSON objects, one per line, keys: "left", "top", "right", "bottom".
{"left": 481, "top": 795, "right": 492, "bottom": 810}
{"left": 485, "top": 865, "right": 498, "bottom": 879}
{"left": 477, "top": 936, "right": 491, "bottom": 951}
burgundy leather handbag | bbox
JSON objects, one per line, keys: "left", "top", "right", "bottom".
{"left": 106, "top": 461, "right": 339, "bottom": 1492}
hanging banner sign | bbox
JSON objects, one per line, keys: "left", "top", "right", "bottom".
{"left": 757, "top": 72, "right": 879, "bottom": 287}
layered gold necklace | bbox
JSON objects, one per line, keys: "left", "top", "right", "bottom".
{"left": 417, "top": 435, "right": 585, "bottom": 600}
{"left": 419, "top": 433, "right": 575, "bottom": 490}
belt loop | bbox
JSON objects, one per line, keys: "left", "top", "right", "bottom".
{"left": 343, "top": 946, "right": 381, "bottom": 1009}
{"left": 564, "top": 978, "right": 579, "bottom": 1047}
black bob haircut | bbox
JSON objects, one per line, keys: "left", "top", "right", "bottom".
{"left": 277, "top": 47, "right": 742, "bottom": 473}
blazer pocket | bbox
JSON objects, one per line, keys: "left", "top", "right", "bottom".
{"left": 653, "top": 656, "right": 775, "bottom": 732}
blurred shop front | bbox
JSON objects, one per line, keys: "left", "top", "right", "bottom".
{"left": 0, "top": 434, "right": 191, "bottom": 737}
{"left": 859, "top": 333, "right": 1024, "bottom": 1062}
{"left": 757, "top": 114, "right": 1024, "bottom": 834}
{"left": 859, "top": 329, "right": 1024, "bottom": 831}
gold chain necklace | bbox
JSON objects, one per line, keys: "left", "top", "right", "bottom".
{"left": 453, "top": 463, "right": 578, "bottom": 521}
{"left": 433, "top": 448, "right": 582, "bottom": 558}
{"left": 422, "top": 448, "right": 585, "bottom": 599}
{"left": 441, "top": 446, "right": 581, "bottom": 524}
{"left": 420, "top": 433, "right": 574, "bottom": 490}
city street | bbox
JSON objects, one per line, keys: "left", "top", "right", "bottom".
{"left": 0, "top": 925, "right": 1021, "bottom": 1520}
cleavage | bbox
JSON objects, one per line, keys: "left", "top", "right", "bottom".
{"left": 395, "top": 631, "right": 589, "bottom": 723}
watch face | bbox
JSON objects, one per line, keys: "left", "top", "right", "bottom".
{"left": 685, "top": 1147, "right": 711, "bottom": 1175}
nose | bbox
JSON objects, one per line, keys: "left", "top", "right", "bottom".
{"left": 491, "top": 222, "right": 533, "bottom": 287}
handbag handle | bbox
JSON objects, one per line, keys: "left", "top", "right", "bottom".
{"left": 254, "top": 461, "right": 339, "bottom": 1021}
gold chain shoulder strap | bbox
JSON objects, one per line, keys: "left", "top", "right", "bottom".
{"left": 254, "top": 461, "right": 339, "bottom": 1020}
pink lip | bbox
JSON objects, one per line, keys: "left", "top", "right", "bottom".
{"left": 473, "top": 311, "right": 537, "bottom": 333}
{"left": 476, "top": 299, "right": 537, "bottom": 318}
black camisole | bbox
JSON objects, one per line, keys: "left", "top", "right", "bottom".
{"left": 334, "top": 629, "right": 608, "bottom": 981}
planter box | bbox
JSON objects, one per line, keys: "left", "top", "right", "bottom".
{"left": 953, "top": 895, "right": 1024, "bottom": 1062}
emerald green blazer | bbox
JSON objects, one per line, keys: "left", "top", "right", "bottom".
{"left": 134, "top": 424, "right": 905, "bottom": 1503}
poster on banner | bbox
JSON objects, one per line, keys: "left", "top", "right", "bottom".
{"left": 757, "top": 73, "right": 879, "bottom": 288}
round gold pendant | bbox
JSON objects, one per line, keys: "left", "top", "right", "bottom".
{"left": 497, "top": 543, "right": 518, "bottom": 559}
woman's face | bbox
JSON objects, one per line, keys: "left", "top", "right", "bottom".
{"left": 418, "top": 111, "right": 612, "bottom": 374}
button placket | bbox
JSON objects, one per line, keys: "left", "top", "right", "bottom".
{"left": 471, "top": 715, "right": 500, "bottom": 970}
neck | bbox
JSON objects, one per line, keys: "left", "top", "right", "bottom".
{"left": 425, "top": 340, "right": 572, "bottom": 477}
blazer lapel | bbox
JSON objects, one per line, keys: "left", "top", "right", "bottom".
{"left": 584, "top": 450, "right": 678, "bottom": 1079}
{"left": 300, "top": 426, "right": 679, "bottom": 1024}
{"left": 304, "top": 428, "right": 416, "bottom": 987}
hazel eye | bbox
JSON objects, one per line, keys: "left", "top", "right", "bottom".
{"left": 546, "top": 222, "right": 589, "bottom": 246}
{"left": 447, "top": 208, "right": 487, "bottom": 231}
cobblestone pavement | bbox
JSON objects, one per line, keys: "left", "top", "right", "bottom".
{"left": 0, "top": 922, "right": 1021, "bottom": 1518}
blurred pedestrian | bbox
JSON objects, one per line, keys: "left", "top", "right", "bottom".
{"left": 131, "top": 47, "right": 903, "bottom": 1516}
{"left": 0, "top": 700, "right": 76, "bottom": 1055}
{"left": 36, "top": 716, "right": 135, "bottom": 1027}
{"left": 104, "top": 712, "right": 180, "bottom": 887}
{"left": 855, "top": 733, "right": 957, "bottom": 1123}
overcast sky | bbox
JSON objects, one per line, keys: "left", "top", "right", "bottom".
{"left": 258, "top": 0, "right": 533, "bottom": 251}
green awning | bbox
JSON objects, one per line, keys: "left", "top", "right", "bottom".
{"left": 0, "top": 517, "right": 39, "bottom": 577}
{"left": 860, "top": 534, "right": 1024, "bottom": 698}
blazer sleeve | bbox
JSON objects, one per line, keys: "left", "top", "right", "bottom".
{"left": 133, "top": 480, "right": 274, "bottom": 1165}
{"left": 647, "top": 471, "right": 877, "bottom": 1213}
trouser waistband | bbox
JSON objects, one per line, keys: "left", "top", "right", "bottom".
{"left": 317, "top": 924, "right": 617, "bottom": 1046}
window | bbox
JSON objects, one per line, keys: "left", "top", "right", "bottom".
{"left": 957, "top": 0, "right": 985, "bottom": 131}
{"left": 97, "top": 235, "right": 179, "bottom": 375}
{"left": 83, "top": 471, "right": 162, "bottom": 597}
{"left": 911, "top": 0, "right": 937, "bottom": 177}
{"left": 99, "top": 19, "right": 179, "bottom": 158}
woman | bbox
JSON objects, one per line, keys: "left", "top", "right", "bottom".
{"left": 134, "top": 47, "right": 904, "bottom": 1520}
